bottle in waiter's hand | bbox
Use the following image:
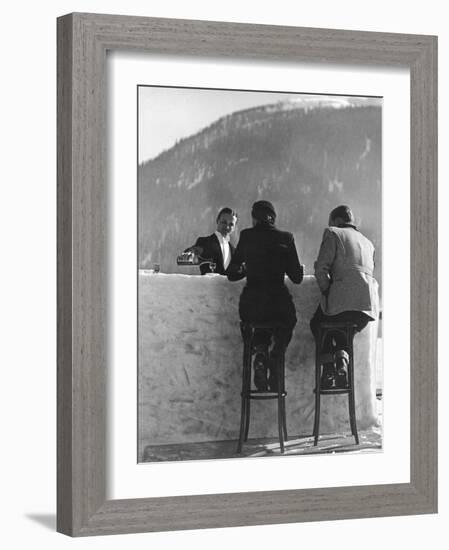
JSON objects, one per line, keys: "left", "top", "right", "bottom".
{"left": 177, "top": 249, "right": 200, "bottom": 266}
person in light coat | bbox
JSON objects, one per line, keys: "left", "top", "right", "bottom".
{"left": 310, "top": 205, "right": 379, "bottom": 388}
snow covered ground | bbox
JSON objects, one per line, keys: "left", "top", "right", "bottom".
{"left": 138, "top": 273, "right": 380, "bottom": 459}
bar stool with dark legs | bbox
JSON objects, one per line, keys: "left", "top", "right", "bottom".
{"left": 313, "top": 321, "right": 359, "bottom": 446}
{"left": 237, "top": 321, "right": 288, "bottom": 455}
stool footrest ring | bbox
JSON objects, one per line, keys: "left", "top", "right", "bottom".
{"left": 244, "top": 391, "right": 287, "bottom": 400}
{"left": 317, "top": 388, "right": 350, "bottom": 395}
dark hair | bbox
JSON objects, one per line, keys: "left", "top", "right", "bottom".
{"left": 329, "top": 205, "right": 354, "bottom": 224}
{"left": 251, "top": 200, "right": 276, "bottom": 225}
{"left": 216, "top": 207, "right": 238, "bottom": 222}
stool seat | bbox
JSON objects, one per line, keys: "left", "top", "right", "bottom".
{"left": 313, "top": 320, "right": 359, "bottom": 446}
{"left": 237, "top": 321, "right": 288, "bottom": 454}
{"left": 242, "top": 321, "right": 290, "bottom": 330}
{"left": 319, "top": 321, "right": 358, "bottom": 329}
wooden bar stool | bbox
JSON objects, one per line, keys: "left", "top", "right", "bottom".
{"left": 313, "top": 321, "right": 359, "bottom": 446}
{"left": 237, "top": 321, "right": 288, "bottom": 454}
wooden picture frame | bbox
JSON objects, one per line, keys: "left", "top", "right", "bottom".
{"left": 57, "top": 12, "right": 437, "bottom": 536}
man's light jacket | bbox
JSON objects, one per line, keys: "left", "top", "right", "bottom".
{"left": 314, "top": 225, "right": 379, "bottom": 319}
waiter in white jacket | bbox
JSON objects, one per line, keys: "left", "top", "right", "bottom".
{"left": 310, "top": 205, "right": 379, "bottom": 389}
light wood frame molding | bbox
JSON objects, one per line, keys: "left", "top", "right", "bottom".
{"left": 57, "top": 12, "right": 437, "bottom": 536}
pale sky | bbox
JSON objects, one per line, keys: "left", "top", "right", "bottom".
{"left": 138, "top": 86, "right": 380, "bottom": 163}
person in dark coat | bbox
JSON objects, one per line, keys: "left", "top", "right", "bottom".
{"left": 184, "top": 208, "right": 238, "bottom": 275}
{"left": 227, "top": 200, "right": 304, "bottom": 391}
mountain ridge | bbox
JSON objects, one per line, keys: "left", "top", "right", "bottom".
{"left": 138, "top": 100, "right": 382, "bottom": 283}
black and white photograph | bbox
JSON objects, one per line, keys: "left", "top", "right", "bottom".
{"left": 137, "top": 85, "right": 382, "bottom": 462}
{"left": 2, "top": 0, "right": 441, "bottom": 545}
